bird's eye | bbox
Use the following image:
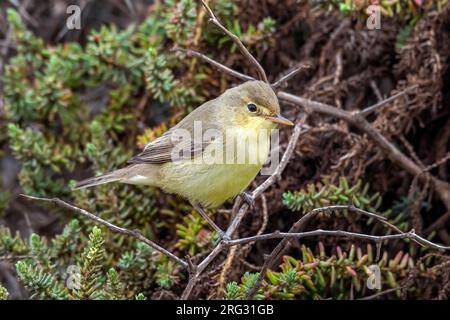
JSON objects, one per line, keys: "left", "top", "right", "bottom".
{"left": 247, "top": 103, "right": 258, "bottom": 113}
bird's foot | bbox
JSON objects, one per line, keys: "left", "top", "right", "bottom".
{"left": 240, "top": 191, "right": 255, "bottom": 207}
{"left": 214, "top": 231, "right": 230, "bottom": 246}
{"left": 191, "top": 202, "right": 232, "bottom": 245}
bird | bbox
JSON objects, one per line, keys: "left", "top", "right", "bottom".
{"left": 74, "top": 80, "right": 293, "bottom": 236}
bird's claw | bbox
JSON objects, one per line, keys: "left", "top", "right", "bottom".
{"left": 240, "top": 191, "right": 255, "bottom": 207}
{"left": 214, "top": 231, "right": 230, "bottom": 246}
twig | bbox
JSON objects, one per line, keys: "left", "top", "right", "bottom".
{"left": 199, "top": 0, "right": 268, "bottom": 83}
{"left": 271, "top": 64, "right": 311, "bottom": 89}
{"left": 171, "top": 47, "right": 254, "bottom": 82}
{"left": 0, "top": 255, "right": 34, "bottom": 261}
{"left": 370, "top": 80, "right": 383, "bottom": 102}
{"left": 333, "top": 50, "right": 343, "bottom": 86}
{"left": 358, "top": 85, "right": 418, "bottom": 117}
{"left": 358, "top": 286, "right": 406, "bottom": 300}
{"left": 20, "top": 194, "right": 189, "bottom": 269}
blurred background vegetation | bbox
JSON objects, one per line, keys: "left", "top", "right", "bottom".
{"left": 0, "top": 0, "right": 449, "bottom": 300}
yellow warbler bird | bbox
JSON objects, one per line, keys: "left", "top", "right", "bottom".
{"left": 75, "top": 80, "right": 293, "bottom": 235}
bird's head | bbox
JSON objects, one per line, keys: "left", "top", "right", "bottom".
{"left": 221, "top": 80, "right": 293, "bottom": 130}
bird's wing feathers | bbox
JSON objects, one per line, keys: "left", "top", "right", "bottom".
{"left": 128, "top": 100, "right": 220, "bottom": 164}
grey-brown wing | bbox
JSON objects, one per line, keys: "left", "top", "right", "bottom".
{"left": 128, "top": 100, "right": 219, "bottom": 164}
{"left": 128, "top": 130, "right": 205, "bottom": 164}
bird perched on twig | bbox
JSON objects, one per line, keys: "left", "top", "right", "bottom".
{"left": 74, "top": 80, "right": 293, "bottom": 237}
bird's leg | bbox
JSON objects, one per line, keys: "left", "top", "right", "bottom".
{"left": 240, "top": 191, "right": 255, "bottom": 207}
{"left": 191, "top": 202, "right": 228, "bottom": 240}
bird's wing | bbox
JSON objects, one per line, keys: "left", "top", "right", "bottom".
{"left": 128, "top": 100, "right": 219, "bottom": 164}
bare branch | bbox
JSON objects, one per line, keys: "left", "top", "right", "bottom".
{"left": 199, "top": 0, "right": 268, "bottom": 83}
{"left": 271, "top": 64, "right": 311, "bottom": 89}
{"left": 172, "top": 47, "right": 254, "bottom": 82}
{"left": 0, "top": 255, "right": 35, "bottom": 262}
{"left": 20, "top": 194, "right": 189, "bottom": 269}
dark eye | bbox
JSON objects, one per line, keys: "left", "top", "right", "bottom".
{"left": 247, "top": 103, "right": 257, "bottom": 113}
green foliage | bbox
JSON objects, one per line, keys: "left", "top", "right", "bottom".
{"left": 118, "top": 241, "right": 181, "bottom": 293}
{"left": 164, "top": 0, "right": 197, "bottom": 44}
{"left": 0, "top": 285, "right": 9, "bottom": 300}
{"left": 16, "top": 260, "right": 69, "bottom": 299}
{"left": 103, "top": 268, "right": 125, "bottom": 300}
{"left": 9, "top": 223, "right": 164, "bottom": 300}
{"left": 225, "top": 272, "right": 264, "bottom": 300}
{"left": 135, "top": 292, "right": 147, "bottom": 300}
{"left": 226, "top": 243, "right": 417, "bottom": 300}
{"left": 283, "top": 177, "right": 381, "bottom": 213}
{"left": 282, "top": 177, "right": 409, "bottom": 231}
{"left": 176, "top": 211, "right": 216, "bottom": 255}
{"left": 0, "top": 191, "right": 12, "bottom": 217}
{"left": 0, "top": 225, "right": 29, "bottom": 256}
{"left": 1, "top": 8, "right": 228, "bottom": 299}
{"left": 73, "top": 226, "right": 106, "bottom": 299}
{"left": 7, "top": 123, "right": 77, "bottom": 196}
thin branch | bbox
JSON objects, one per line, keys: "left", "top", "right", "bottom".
{"left": 224, "top": 229, "right": 450, "bottom": 251}
{"left": 173, "top": 47, "right": 450, "bottom": 212}
{"left": 358, "top": 85, "right": 418, "bottom": 117}
{"left": 271, "top": 64, "right": 311, "bottom": 89}
{"left": 199, "top": 0, "right": 268, "bottom": 83}
{"left": 0, "top": 255, "right": 35, "bottom": 261}
{"left": 181, "top": 122, "right": 306, "bottom": 299}
{"left": 358, "top": 286, "right": 406, "bottom": 300}
{"left": 20, "top": 194, "right": 189, "bottom": 269}
{"left": 172, "top": 47, "right": 254, "bottom": 82}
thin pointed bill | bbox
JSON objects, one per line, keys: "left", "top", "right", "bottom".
{"left": 265, "top": 114, "right": 294, "bottom": 126}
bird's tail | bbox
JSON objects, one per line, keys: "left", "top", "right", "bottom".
{"left": 74, "top": 169, "right": 126, "bottom": 190}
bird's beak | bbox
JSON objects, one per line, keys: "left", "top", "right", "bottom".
{"left": 264, "top": 114, "right": 294, "bottom": 126}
